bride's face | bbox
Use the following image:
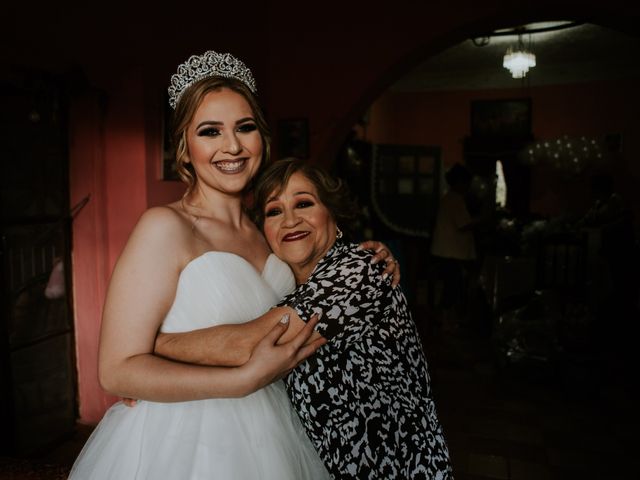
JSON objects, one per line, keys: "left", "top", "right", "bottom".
{"left": 185, "top": 88, "right": 263, "bottom": 195}
{"left": 262, "top": 172, "right": 337, "bottom": 283}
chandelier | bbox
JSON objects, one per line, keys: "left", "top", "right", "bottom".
{"left": 503, "top": 34, "right": 536, "bottom": 78}
{"left": 471, "top": 22, "right": 586, "bottom": 80}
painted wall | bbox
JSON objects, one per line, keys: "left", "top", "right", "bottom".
{"left": 68, "top": 72, "right": 151, "bottom": 421}
{"left": 7, "top": 0, "right": 635, "bottom": 424}
{"left": 364, "top": 79, "right": 640, "bottom": 221}
{"left": 68, "top": 92, "right": 116, "bottom": 422}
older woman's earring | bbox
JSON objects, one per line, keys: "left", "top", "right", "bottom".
{"left": 336, "top": 227, "right": 343, "bottom": 239}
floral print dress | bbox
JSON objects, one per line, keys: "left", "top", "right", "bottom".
{"left": 280, "top": 241, "right": 453, "bottom": 479}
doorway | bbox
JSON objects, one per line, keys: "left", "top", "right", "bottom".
{"left": 0, "top": 71, "right": 77, "bottom": 455}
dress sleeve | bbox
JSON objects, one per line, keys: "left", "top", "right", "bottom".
{"left": 278, "top": 247, "right": 391, "bottom": 342}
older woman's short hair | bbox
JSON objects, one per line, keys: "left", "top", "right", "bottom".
{"left": 252, "top": 157, "right": 360, "bottom": 237}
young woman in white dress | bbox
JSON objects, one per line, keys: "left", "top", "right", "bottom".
{"left": 69, "top": 51, "right": 398, "bottom": 479}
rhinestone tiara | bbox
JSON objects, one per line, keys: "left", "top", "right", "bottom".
{"left": 167, "top": 50, "right": 257, "bottom": 109}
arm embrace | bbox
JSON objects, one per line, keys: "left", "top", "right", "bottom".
{"left": 155, "top": 306, "right": 322, "bottom": 367}
{"left": 155, "top": 240, "right": 396, "bottom": 366}
{"left": 98, "top": 207, "right": 324, "bottom": 402}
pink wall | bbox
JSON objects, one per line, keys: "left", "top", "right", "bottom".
{"left": 364, "top": 79, "right": 640, "bottom": 220}
{"left": 531, "top": 82, "right": 639, "bottom": 218}
{"left": 69, "top": 92, "right": 115, "bottom": 422}
{"left": 51, "top": 0, "right": 638, "bottom": 423}
{"left": 69, "top": 71, "right": 155, "bottom": 423}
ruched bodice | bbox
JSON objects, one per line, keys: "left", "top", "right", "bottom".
{"left": 161, "top": 252, "right": 295, "bottom": 332}
{"left": 69, "top": 252, "right": 329, "bottom": 480}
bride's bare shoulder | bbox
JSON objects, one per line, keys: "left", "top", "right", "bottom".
{"left": 135, "top": 204, "right": 192, "bottom": 235}
{"left": 142, "top": 202, "right": 186, "bottom": 220}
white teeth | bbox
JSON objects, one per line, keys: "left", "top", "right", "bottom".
{"left": 214, "top": 160, "right": 245, "bottom": 172}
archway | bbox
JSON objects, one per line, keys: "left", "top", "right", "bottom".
{"left": 326, "top": 14, "right": 640, "bottom": 350}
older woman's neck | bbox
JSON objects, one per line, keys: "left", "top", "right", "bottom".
{"left": 289, "top": 238, "right": 338, "bottom": 285}
{"left": 292, "top": 266, "right": 314, "bottom": 285}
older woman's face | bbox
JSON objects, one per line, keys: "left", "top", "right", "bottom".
{"left": 263, "top": 171, "right": 337, "bottom": 284}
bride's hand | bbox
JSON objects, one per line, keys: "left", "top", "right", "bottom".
{"left": 242, "top": 314, "right": 326, "bottom": 392}
{"left": 358, "top": 240, "right": 401, "bottom": 287}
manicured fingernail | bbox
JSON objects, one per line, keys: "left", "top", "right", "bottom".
{"left": 371, "top": 257, "right": 378, "bottom": 264}
{"left": 280, "top": 314, "right": 290, "bottom": 324}
{"left": 356, "top": 245, "right": 363, "bottom": 250}
{"left": 382, "top": 273, "right": 388, "bottom": 280}
{"left": 317, "top": 311, "right": 323, "bottom": 320}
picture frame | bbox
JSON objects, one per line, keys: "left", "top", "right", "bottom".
{"left": 277, "top": 118, "right": 309, "bottom": 159}
{"left": 470, "top": 98, "right": 532, "bottom": 138}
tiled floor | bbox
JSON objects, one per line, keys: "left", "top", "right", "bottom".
{"left": 423, "top": 321, "right": 639, "bottom": 480}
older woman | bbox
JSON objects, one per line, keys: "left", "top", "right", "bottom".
{"left": 158, "top": 158, "right": 453, "bottom": 479}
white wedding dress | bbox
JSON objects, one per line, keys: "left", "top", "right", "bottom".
{"left": 69, "top": 252, "right": 330, "bottom": 479}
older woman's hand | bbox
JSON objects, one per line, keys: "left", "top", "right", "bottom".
{"left": 358, "top": 240, "right": 401, "bottom": 287}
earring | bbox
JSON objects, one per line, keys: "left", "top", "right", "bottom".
{"left": 336, "top": 227, "right": 343, "bottom": 239}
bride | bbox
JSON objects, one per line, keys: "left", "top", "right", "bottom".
{"left": 69, "top": 51, "right": 397, "bottom": 479}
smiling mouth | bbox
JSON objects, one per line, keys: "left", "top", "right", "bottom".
{"left": 213, "top": 159, "right": 247, "bottom": 173}
{"left": 283, "top": 231, "right": 310, "bottom": 242}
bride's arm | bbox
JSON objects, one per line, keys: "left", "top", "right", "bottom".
{"left": 154, "top": 239, "right": 400, "bottom": 367}
{"left": 155, "top": 307, "right": 321, "bottom": 367}
{"left": 99, "top": 207, "right": 323, "bottom": 402}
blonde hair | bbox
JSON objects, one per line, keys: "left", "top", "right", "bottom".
{"left": 170, "top": 76, "right": 271, "bottom": 197}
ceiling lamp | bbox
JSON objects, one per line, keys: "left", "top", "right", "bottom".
{"left": 503, "top": 34, "right": 536, "bottom": 78}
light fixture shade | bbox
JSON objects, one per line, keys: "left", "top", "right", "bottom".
{"left": 503, "top": 47, "right": 536, "bottom": 78}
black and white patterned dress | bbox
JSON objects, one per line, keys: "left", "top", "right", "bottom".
{"left": 280, "top": 241, "right": 453, "bottom": 479}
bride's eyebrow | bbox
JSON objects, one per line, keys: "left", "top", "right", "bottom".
{"left": 196, "top": 120, "right": 222, "bottom": 129}
{"left": 236, "top": 117, "right": 255, "bottom": 125}
{"left": 195, "top": 117, "right": 254, "bottom": 129}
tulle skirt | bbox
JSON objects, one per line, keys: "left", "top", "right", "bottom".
{"left": 69, "top": 381, "right": 329, "bottom": 479}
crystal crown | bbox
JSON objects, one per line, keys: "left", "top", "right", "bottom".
{"left": 168, "top": 50, "right": 257, "bottom": 109}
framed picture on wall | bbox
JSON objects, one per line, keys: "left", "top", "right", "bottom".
{"left": 277, "top": 118, "right": 309, "bottom": 159}
{"left": 471, "top": 98, "right": 532, "bottom": 138}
